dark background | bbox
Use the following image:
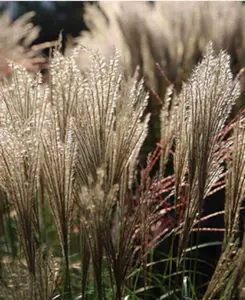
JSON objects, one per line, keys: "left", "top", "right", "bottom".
{"left": 0, "top": 2, "right": 89, "bottom": 45}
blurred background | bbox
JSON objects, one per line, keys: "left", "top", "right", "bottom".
{"left": 0, "top": 1, "right": 88, "bottom": 46}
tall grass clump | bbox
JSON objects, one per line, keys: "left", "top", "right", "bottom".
{"left": 0, "top": 43, "right": 158, "bottom": 299}
{"left": 73, "top": 1, "right": 245, "bottom": 159}
{"left": 0, "top": 21, "right": 245, "bottom": 299}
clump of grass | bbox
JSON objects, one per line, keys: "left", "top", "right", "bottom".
{"left": 0, "top": 37, "right": 245, "bottom": 300}
{"left": 0, "top": 44, "right": 153, "bottom": 299}
{"left": 73, "top": 1, "right": 245, "bottom": 163}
